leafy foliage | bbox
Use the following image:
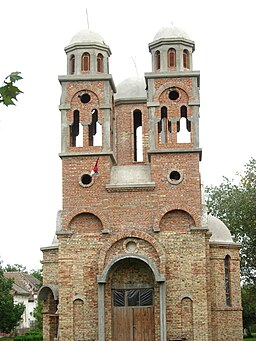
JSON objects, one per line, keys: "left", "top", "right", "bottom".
{"left": 242, "top": 284, "right": 256, "bottom": 336}
{"left": 0, "top": 72, "right": 23, "bottom": 106}
{"left": 33, "top": 301, "right": 43, "bottom": 331}
{"left": 4, "top": 264, "right": 27, "bottom": 273}
{"left": 13, "top": 330, "right": 43, "bottom": 340}
{"left": 205, "top": 158, "right": 256, "bottom": 284}
{"left": 30, "top": 269, "right": 43, "bottom": 285}
{"left": 0, "top": 262, "right": 24, "bottom": 333}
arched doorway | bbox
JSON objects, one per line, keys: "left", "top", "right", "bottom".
{"left": 97, "top": 253, "right": 166, "bottom": 341}
{"left": 110, "top": 258, "right": 155, "bottom": 341}
{"left": 38, "top": 285, "right": 59, "bottom": 341}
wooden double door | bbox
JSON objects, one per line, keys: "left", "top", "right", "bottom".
{"left": 112, "top": 288, "right": 154, "bottom": 341}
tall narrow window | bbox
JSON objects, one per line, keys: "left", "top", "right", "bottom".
{"left": 183, "top": 49, "right": 190, "bottom": 69}
{"left": 89, "top": 109, "right": 102, "bottom": 146}
{"left": 177, "top": 106, "right": 191, "bottom": 143}
{"left": 155, "top": 50, "right": 160, "bottom": 70}
{"left": 181, "top": 298, "right": 194, "bottom": 340}
{"left": 133, "top": 110, "right": 143, "bottom": 162}
{"left": 70, "top": 55, "right": 75, "bottom": 74}
{"left": 81, "top": 52, "right": 90, "bottom": 72}
{"left": 225, "top": 255, "right": 231, "bottom": 306}
{"left": 168, "top": 48, "right": 176, "bottom": 68}
{"left": 70, "top": 110, "right": 83, "bottom": 147}
{"left": 73, "top": 299, "right": 84, "bottom": 340}
{"left": 158, "top": 107, "right": 171, "bottom": 144}
{"left": 97, "top": 54, "right": 103, "bottom": 72}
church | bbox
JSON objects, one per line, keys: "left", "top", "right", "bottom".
{"left": 38, "top": 24, "right": 243, "bottom": 341}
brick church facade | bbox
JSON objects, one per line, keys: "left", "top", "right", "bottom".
{"left": 38, "top": 25, "right": 243, "bottom": 341}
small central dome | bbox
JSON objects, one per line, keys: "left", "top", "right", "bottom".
{"left": 115, "top": 77, "right": 147, "bottom": 100}
{"left": 208, "top": 214, "right": 233, "bottom": 243}
{"left": 70, "top": 29, "right": 105, "bottom": 45}
{"left": 153, "top": 25, "right": 191, "bottom": 41}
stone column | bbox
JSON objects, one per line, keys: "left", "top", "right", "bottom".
{"left": 98, "top": 283, "right": 105, "bottom": 341}
{"left": 160, "top": 282, "right": 167, "bottom": 341}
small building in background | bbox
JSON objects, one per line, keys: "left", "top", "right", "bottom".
{"left": 4, "top": 272, "right": 40, "bottom": 332}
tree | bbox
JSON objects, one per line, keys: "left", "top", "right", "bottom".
{"left": 4, "top": 263, "right": 27, "bottom": 273}
{"left": 0, "top": 262, "right": 24, "bottom": 333}
{"left": 206, "top": 158, "right": 256, "bottom": 334}
{"left": 0, "top": 72, "right": 23, "bottom": 106}
{"left": 33, "top": 300, "right": 43, "bottom": 331}
{"left": 30, "top": 268, "right": 43, "bottom": 284}
{"left": 242, "top": 284, "right": 256, "bottom": 337}
{"left": 205, "top": 158, "right": 256, "bottom": 284}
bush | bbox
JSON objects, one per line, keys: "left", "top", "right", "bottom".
{"left": 13, "top": 330, "right": 42, "bottom": 341}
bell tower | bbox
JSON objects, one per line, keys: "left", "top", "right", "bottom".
{"left": 59, "top": 29, "right": 116, "bottom": 156}
{"left": 145, "top": 25, "right": 202, "bottom": 227}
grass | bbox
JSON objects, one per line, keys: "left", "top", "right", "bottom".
{"left": 244, "top": 333, "right": 256, "bottom": 341}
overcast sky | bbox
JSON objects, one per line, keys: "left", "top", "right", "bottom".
{"left": 0, "top": 0, "right": 255, "bottom": 271}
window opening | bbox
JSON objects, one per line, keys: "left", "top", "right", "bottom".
{"left": 70, "top": 110, "right": 83, "bottom": 147}
{"left": 225, "top": 255, "right": 231, "bottom": 306}
{"left": 177, "top": 106, "right": 191, "bottom": 143}
{"left": 169, "top": 171, "right": 181, "bottom": 181}
{"left": 113, "top": 288, "right": 153, "bottom": 307}
{"left": 169, "top": 90, "right": 179, "bottom": 101}
{"left": 155, "top": 50, "right": 160, "bottom": 70}
{"left": 97, "top": 53, "right": 103, "bottom": 72}
{"left": 133, "top": 110, "right": 143, "bottom": 161}
{"left": 88, "top": 109, "right": 102, "bottom": 146}
{"left": 183, "top": 49, "right": 190, "bottom": 69}
{"left": 80, "top": 173, "right": 93, "bottom": 186}
{"left": 168, "top": 48, "right": 176, "bottom": 68}
{"left": 81, "top": 52, "right": 90, "bottom": 72}
{"left": 70, "top": 55, "right": 75, "bottom": 75}
{"left": 79, "top": 93, "right": 91, "bottom": 104}
{"left": 158, "top": 107, "right": 171, "bottom": 144}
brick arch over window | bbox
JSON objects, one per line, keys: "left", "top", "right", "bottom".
{"left": 160, "top": 209, "right": 195, "bottom": 233}
{"left": 97, "top": 253, "right": 165, "bottom": 283}
{"left": 154, "top": 205, "right": 199, "bottom": 230}
{"left": 63, "top": 208, "right": 109, "bottom": 231}
{"left": 153, "top": 82, "right": 190, "bottom": 103}
{"left": 69, "top": 212, "right": 103, "bottom": 232}
{"left": 70, "top": 89, "right": 99, "bottom": 107}
{"left": 98, "top": 229, "right": 166, "bottom": 274}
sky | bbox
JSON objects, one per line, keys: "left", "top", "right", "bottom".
{"left": 0, "top": 0, "right": 255, "bottom": 271}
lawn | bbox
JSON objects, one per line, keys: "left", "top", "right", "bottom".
{"left": 244, "top": 333, "right": 256, "bottom": 341}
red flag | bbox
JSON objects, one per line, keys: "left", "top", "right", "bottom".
{"left": 90, "top": 157, "right": 99, "bottom": 176}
